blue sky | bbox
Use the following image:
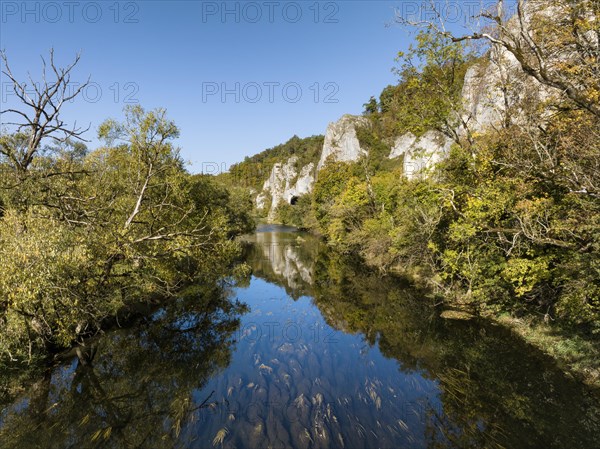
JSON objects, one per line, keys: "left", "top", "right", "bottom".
{"left": 0, "top": 1, "right": 486, "bottom": 173}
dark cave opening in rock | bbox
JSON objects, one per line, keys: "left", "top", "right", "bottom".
{"left": 290, "top": 196, "right": 300, "bottom": 206}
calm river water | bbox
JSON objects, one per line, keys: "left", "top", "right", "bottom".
{"left": 0, "top": 225, "right": 599, "bottom": 448}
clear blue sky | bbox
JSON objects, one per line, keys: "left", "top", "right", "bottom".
{"left": 0, "top": 1, "right": 483, "bottom": 173}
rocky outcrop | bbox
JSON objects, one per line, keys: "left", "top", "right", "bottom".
{"left": 460, "top": 58, "right": 510, "bottom": 133}
{"left": 389, "top": 6, "right": 553, "bottom": 177}
{"left": 460, "top": 1, "right": 560, "bottom": 134}
{"left": 389, "top": 130, "right": 453, "bottom": 179}
{"left": 317, "top": 114, "right": 368, "bottom": 170}
{"left": 258, "top": 41, "right": 545, "bottom": 218}
{"left": 386, "top": 44, "right": 524, "bottom": 177}
{"left": 257, "top": 114, "right": 370, "bottom": 221}
{"left": 257, "top": 41, "right": 547, "bottom": 218}
{"left": 460, "top": 48, "right": 542, "bottom": 134}
{"left": 256, "top": 157, "right": 315, "bottom": 221}
{"left": 249, "top": 2, "right": 586, "bottom": 222}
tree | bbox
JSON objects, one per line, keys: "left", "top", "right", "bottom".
{"left": 395, "top": 0, "right": 600, "bottom": 118}
{"left": 363, "top": 96, "right": 379, "bottom": 115}
{"left": 0, "top": 102, "right": 249, "bottom": 363}
{"left": 0, "top": 51, "right": 92, "bottom": 212}
{"left": 0, "top": 49, "right": 90, "bottom": 174}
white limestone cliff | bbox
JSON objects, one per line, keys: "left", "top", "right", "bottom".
{"left": 317, "top": 115, "right": 368, "bottom": 171}
{"left": 389, "top": 5, "right": 553, "bottom": 177}
{"left": 255, "top": 157, "right": 316, "bottom": 221}
{"left": 459, "top": 1, "right": 562, "bottom": 135}
{"left": 257, "top": 115, "right": 369, "bottom": 221}
{"left": 258, "top": 41, "right": 548, "bottom": 219}
{"left": 389, "top": 130, "right": 453, "bottom": 179}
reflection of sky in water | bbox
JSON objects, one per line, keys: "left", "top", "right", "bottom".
{"left": 187, "top": 277, "right": 444, "bottom": 448}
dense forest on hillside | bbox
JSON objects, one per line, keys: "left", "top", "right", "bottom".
{"left": 224, "top": 2, "right": 600, "bottom": 365}
{"left": 218, "top": 134, "right": 324, "bottom": 192}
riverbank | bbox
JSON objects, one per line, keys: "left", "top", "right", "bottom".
{"left": 400, "top": 266, "right": 600, "bottom": 390}
{"left": 260, "top": 222, "right": 600, "bottom": 390}
{"left": 395, "top": 261, "right": 600, "bottom": 390}
{"left": 495, "top": 314, "right": 600, "bottom": 390}
{"left": 2, "top": 225, "right": 599, "bottom": 448}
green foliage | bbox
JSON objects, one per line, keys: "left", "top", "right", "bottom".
{"left": 312, "top": 23, "right": 600, "bottom": 331}
{"left": 189, "top": 174, "right": 255, "bottom": 237}
{"left": 365, "top": 30, "right": 474, "bottom": 139}
{"left": 355, "top": 126, "right": 393, "bottom": 173}
{"left": 274, "top": 195, "right": 313, "bottom": 229}
{"left": 248, "top": 233, "right": 600, "bottom": 447}
{"left": 311, "top": 161, "right": 367, "bottom": 244}
{"left": 430, "top": 106, "right": 600, "bottom": 327}
{"left": 0, "top": 106, "right": 251, "bottom": 364}
{"left": 0, "top": 284, "right": 246, "bottom": 448}
{"left": 219, "top": 135, "right": 324, "bottom": 191}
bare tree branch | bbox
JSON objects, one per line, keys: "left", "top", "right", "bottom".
{"left": 394, "top": 0, "right": 600, "bottom": 118}
{"left": 0, "top": 49, "right": 91, "bottom": 172}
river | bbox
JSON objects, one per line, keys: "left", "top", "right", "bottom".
{"left": 0, "top": 225, "right": 598, "bottom": 448}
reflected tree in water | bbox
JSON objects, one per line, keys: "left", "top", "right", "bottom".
{"left": 0, "top": 285, "right": 247, "bottom": 449}
{"left": 246, "top": 230, "right": 600, "bottom": 448}
{"left": 308, "top": 248, "right": 600, "bottom": 449}
{"left": 1, "top": 231, "right": 599, "bottom": 449}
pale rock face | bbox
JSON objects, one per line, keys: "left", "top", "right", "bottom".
{"left": 392, "top": 3, "right": 553, "bottom": 174}
{"left": 255, "top": 114, "right": 369, "bottom": 222}
{"left": 256, "top": 157, "right": 316, "bottom": 221}
{"left": 294, "top": 163, "right": 315, "bottom": 199}
{"left": 459, "top": 1, "right": 561, "bottom": 135}
{"left": 460, "top": 47, "right": 523, "bottom": 133}
{"left": 389, "top": 130, "right": 453, "bottom": 179}
{"left": 388, "top": 132, "right": 417, "bottom": 159}
{"left": 317, "top": 114, "right": 368, "bottom": 170}
{"left": 460, "top": 45, "right": 556, "bottom": 135}
{"left": 250, "top": 2, "right": 591, "bottom": 218}
{"left": 256, "top": 193, "right": 267, "bottom": 210}
{"left": 461, "top": 62, "right": 505, "bottom": 132}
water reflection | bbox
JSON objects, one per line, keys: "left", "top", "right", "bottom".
{"left": 1, "top": 226, "right": 599, "bottom": 449}
{"left": 185, "top": 276, "right": 445, "bottom": 448}
{"left": 0, "top": 286, "right": 246, "bottom": 449}
{"left": 243, "top": 226, "right": 600, "bottom": 449}
{"left": 242, "top": 227, "right": 319, "bottom": 299}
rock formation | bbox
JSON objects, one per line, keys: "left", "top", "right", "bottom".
{"left": 389, "top": 130, "right": 453, "bottom": 179}
{"left": 317, "top": 114, "right": 368, "bottom": 171}
{"left": 256, "top": 157, "right": 315, "bottom": 221}
{"left": 257, "top": 115, "right": 368, "bottom": 219}
{"left": 249, "top": 1, "right": 586, "bottom": 222}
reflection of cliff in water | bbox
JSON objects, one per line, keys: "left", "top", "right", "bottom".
{"left": 1, "top": 228, "right": 598, "bottom": 449}
{"left": 242, "top": 226, "right": 322, "bottom": 299}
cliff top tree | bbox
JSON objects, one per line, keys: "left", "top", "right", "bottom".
{"left": 395, "top": 0, "right": 600, "bottom": 118}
